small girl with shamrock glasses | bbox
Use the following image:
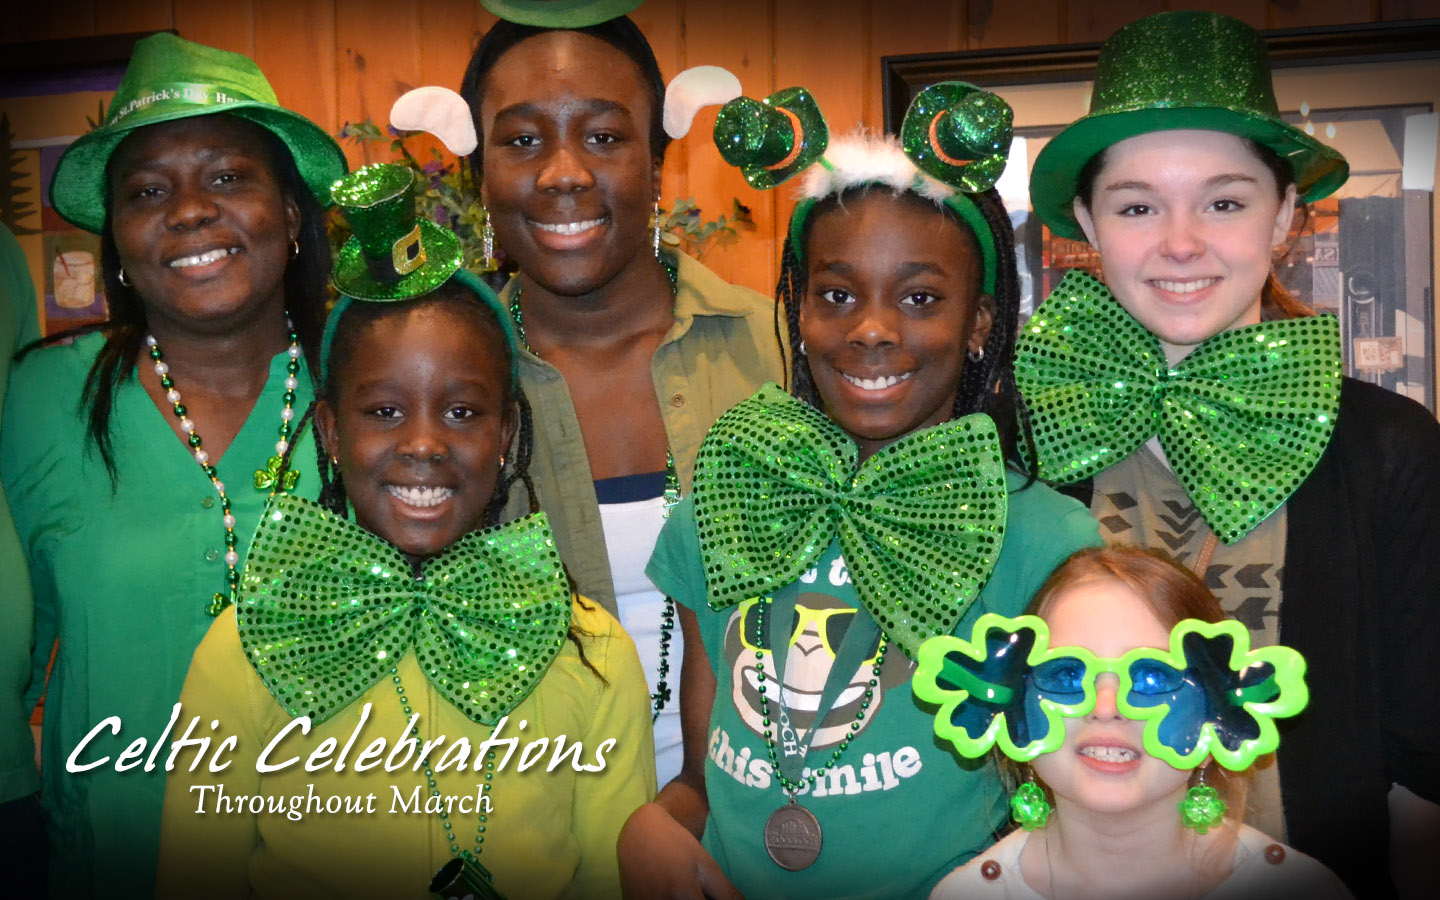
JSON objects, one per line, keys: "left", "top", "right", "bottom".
{"left": 155, "top": 164, "right": 653, "bottom": 900}
{"left": 616, "top": 77, "right": 1099, "bottom": 899}
{"left": 921, "top": 546, "right": 1351, "bottom": 900}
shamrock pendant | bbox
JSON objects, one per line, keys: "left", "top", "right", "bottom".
{"left": 254, "top": 455, "right": 299, "bottom": 492}
{"left": 1010, "top": 781, "right": 1052, "bottom": 831}
{"left": 207, "top": 592, "right": 231, "bottom": 617}
{"left": 1179, "top": 784, "right": 1227, "bottom": 834}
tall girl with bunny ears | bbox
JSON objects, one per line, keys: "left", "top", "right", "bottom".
{"left": 616, "top": 78, "right": 1100, "bottom": 899}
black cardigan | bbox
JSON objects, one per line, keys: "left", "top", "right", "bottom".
{"left": 1063, "top": 378, "right": 1440, "bottom": 899}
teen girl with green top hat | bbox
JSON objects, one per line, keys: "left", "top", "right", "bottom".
{"left": 0, "top": 33, "right": 345, "bottom": 899}
{"left": 157, "top": 162, "right": 653, "bottom": 900}
{"left": 617, "top": 78, "right": 1100, "bottom": 899}
{"left": 1014, "top": 11, "right": 1440, "bottom": 899}
{"left": 448, "top": 1, "right": 784, "bottom": 793}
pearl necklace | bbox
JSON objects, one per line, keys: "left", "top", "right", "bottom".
{"left": 146, "top": 324, "right": 302, "bottom": 616}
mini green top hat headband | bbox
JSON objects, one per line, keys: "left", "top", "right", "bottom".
{"left": 664, "top": 69, "right": 1013, "bottom": 294}
{"left": 322, "top": 163, "right": 519, "bottom": 387}
{"left": 912, "top": 613, "right": 1309, "bottom": 771}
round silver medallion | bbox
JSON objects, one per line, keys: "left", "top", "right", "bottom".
{"left": 763, "top": 802, "right": 822, "bottom": 871}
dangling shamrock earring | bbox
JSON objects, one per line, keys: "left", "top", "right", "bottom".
{"left": 1010, "top": 776, "right": 1051, "bottom": 831}
{"left": 1179, "top": 766, "right": 1226, "bottom": 834}
{"left": 651, "top": 200, "right": 662, "bottom": 258}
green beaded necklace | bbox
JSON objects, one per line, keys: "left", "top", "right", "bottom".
{"left": 390, "top": 667, "right": 502, "bottom": 895}
{"left": 146, "top": 323, "right": 301, "bottom": 616}
{"left": 751, "top": 598, "right": 890, "bottom": 795}
{"left": 508, "top": 258, "right": 681, "bottom": 723}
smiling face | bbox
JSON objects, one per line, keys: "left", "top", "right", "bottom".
{"left": 1073, "top": 129, "right": 1297, "bottom": 363}
{"left": 800, "top": 190, "right": 994, "bottom": 461}
{"left": 316, "top": 300, "right": 517, "bottom": 565}
{"left": 1031, "top": 577, "right": 1193, "bottom": 817}
{"left": 477, "top": 31, "right": 662, "bottom": 297}
{"left": 108, "top": 115, "right": 299, "bottom": 330}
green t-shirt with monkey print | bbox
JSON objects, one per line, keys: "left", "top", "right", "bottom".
{"left": 648, "top": 469, "right": 1099, "bottom": 899}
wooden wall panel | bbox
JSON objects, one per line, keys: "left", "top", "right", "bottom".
{"left": 1270, "top": 0, "right": 1376, "bottom": 27}
{"left": 417, "top": 0, "right": 481, "bottom": 92}
{"left": 1380, "top": 0, "right": 1440, "bottom": 17}
{"left": 773, "top": 0, "right": 866, "bottom": 287}
{"left": 1067, "top": 0, "right": 1164, "bottom": 43}
{"left": 866, "top": 0, "right": 962, "bottom": 127}
{"left": 677, "top": 0, "right": 776, "bottom": 293}
{"left": 7, "top": 2, "right": 96, "bottom": 42}
{"left": 174, "top": 0, "right": 253, "bottom": 57}
{"left": 95, "top": 0, "right": 172, "bottom": 34}
{"left": 252, "top": 0, "right": 337, "bottom": 152}
{"left": 335, "top": 0, "right": 422, "bottom": 168}
{"left": 967, "top": 0, "right": 1062, "bottom": 48}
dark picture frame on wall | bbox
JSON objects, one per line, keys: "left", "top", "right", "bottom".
{"left": 0, "top": 31, "right": 170, "bottom": 337}
{"left": 882, "top": 20, "right": 1440, "bottom": 413}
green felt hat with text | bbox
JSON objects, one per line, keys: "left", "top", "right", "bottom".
{"left": 49, "top": 32, "right": 347, "bottom": 234}
{"left": 1030, "top": 11, "right": 1349, "bottom": 241}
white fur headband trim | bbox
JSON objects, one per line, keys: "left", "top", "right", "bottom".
{"left": 800, "top": 131, "right": 953, "bottom": 204}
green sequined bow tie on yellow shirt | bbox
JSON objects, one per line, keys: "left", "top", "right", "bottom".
{"left": 237, "top": 493, "right": 572, "bottom": 726}
{"left": 1015, "top": 270, "right": 1342, "bottom": 545}
{"left": 691, "top": 383, "right": 1009, "bottom": 659}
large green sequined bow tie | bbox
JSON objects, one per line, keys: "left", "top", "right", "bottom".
{"left": 1016, "top": 270, "right": 1342, "bottom": 544}
{"left": 692, "top": 384, "right": 1008, "bottom": 659}
{"left": 237, "top": 494, "right": 571, "bottom": 726}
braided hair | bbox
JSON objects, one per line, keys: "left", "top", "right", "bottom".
{"left": 310, "top": 280, "right": 537, "bottom": 525}
{"left": 776, "top": 183, "right": 1037, "bottom": 471}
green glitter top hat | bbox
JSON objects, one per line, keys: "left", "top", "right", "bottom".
{"left": 330, "top": 163, "right": 464, "bottom": 301}
{"left": 1030, "top": 10, "right": 1349, "bottom": 240}
{"left": 480, "top": 0, "right": 642, "bottom": 27}
{"left": 713, "top": 87, "right": 829, "bottom": 190}
{"left": 49, "top": 32, "right": 346, "bottom": 234}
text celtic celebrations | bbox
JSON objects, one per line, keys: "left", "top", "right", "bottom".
{"left": 65, "top": 703, "right": 616, "bottom": 776}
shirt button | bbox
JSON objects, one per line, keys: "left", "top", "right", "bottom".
{"left": 670, "top": 393, "right": 685, "bottom": 407}
{"left": 205, "top": 548, "right": 219, "bottom": 562}
{"left": 201, "top": 495, "right": 215, "bottom": 508}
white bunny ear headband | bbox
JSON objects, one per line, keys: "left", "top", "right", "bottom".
{"left": 390, "top": 86, "right": 477, "bottom": 156}
{"left": 664, "top": 66, "right": 1015, "bottom": 292}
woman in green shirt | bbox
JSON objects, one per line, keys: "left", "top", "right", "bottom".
{"left": 0, "top": 34, "right": 344, "bottom": 899}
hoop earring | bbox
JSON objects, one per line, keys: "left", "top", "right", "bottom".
{"left": 652, "top": 200, "right": 661, "bottom": 259}
{"left": 967, "top": 346, "right": 985, "bottom": 363}
{"left": 118, "top": 267, "right": 131, "bottom": 287}
{"left": 497, "top": 453, "right": 506, "bottom": 470}
{"left": 798, "top": 340, "right": 807, "bottom": 357}
{"left": 290, "top": 239, "right": 300, "bottom": 259}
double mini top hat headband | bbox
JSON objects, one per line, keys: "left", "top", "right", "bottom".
{"left": 664, "top": 68, "right": 1014, "bottom": 294}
